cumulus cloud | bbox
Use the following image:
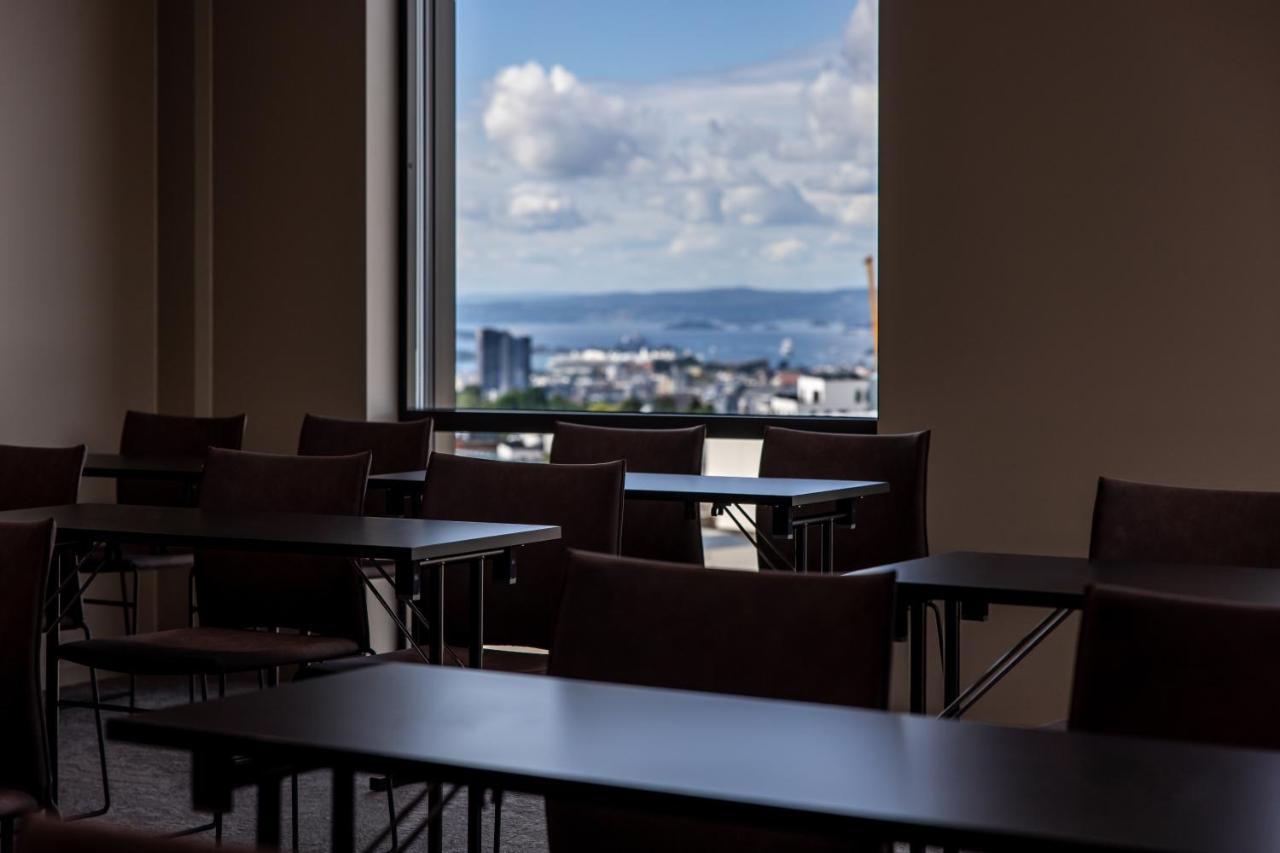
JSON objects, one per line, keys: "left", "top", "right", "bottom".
{"left": 504, "top": 183, "right": 585, "bottom": 231}
{"left": 483, "top": 62, "right": 645, "bottom": 177}
{"left": 804, "top": 162, "right": 876, "bottom": 194}
{"left": 721, "top": 182, "right": 824, "bottom": 226}
{"left": 762, "top": 238, "right": 810, "bottom": 263}
{"left": 678, "top": 187, "right": 724, "bottom": 224}
{"left": 842, "top": 0, "right": 878, "bottom": 80}
{"left": 667, "top": 227, "right": 724, "bottom": 256}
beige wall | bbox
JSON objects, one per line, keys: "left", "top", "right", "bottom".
{"left": 880, "top": 0, "right": 1280, "bottom": 721}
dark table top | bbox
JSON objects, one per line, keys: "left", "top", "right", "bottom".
{"left": 109, "top": 663, "right": 1280, "bottom": 853}
{"left": 369, "top": 469, "right": 889, "bottom": 507}
{"left": 883, "top": 550, "right": 1280, "bottom": 609}
{"left": 0, "top": 504, "right": 559, "bottom": 563}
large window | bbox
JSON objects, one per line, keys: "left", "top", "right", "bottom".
{"left": 408, "top": 0, "right": 879, "bottom": 426}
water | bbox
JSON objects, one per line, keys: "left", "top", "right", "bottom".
{"left": 456, "top": 321, "right": 874, "bottom": 377}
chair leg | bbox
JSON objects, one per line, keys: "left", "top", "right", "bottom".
{"left": 69, "top": 667, "right": 112, "bottom": 820}
{"left": 214, "top": 812, "right": 223, "bottom": 847}
{"left": 1, "top": 816, "right": 13, "bottom": 853}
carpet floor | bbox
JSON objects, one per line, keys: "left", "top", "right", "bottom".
{"left": 55, "top": 674, "right": 548, "bottom": 852}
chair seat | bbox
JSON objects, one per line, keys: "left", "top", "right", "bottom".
{"left": 58, "top": 627, "right": 361, "bottom": 676}
{"left": 0, "top": 788, "right": 40, "bottom": 819}
{"left": 302, "top": 645, "right": 548, "bottom": 678}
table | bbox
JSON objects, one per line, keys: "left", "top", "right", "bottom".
{"left": 0, "top": 502, "right": 558, "bottom": 803}
{"left": 85, "top": 457, "right": 889, "bottom": 573}
{"left": 372, "top": 469, "right": 890, "bottom": 573}
{"left": 109, "top": 663, "right": 1280, "bottom": 853}
{"left": 886, "top": 551, "right": 1280, "bottom": 718}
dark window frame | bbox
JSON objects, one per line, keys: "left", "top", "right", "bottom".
{"left": 398, "top": 0, "right": 877, "bottom": 439}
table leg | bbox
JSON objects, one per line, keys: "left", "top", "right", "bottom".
{"left": 793, "top": 523, "right": 809, "bottom": 573}
{"left": 819, "top": 519, "right": 835, "bottom": 574}
{"left": 469, "top": 558, "right": 484, "bottom": 670}
{"left": 256, "top": 775, "right": 281, "bottom": 849}
{"left": 332, "top": 767, "right": 355, "bottom": 853}
{"left": 427, "top": 562, "right": 444, "bottom": 665}
{"left": 468, "top": 785, "right": 484, "bottom": 853}
{"left": 428, "top": 782, "right": 443, "bottom": 853}
{"left": 943, "top": 601, "right": 961, "bottom": 707}
{"left": 909, "top": 600, "right": 927, "bottom": 714}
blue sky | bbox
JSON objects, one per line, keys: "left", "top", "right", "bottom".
{"left": 458, "top": 0, "right": 860, "bottom": 94}
{"left": 455, "top": 0, "right": 878, "bottom": 296}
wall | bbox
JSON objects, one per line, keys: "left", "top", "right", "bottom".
{"left": 879, "top": 0, "right": 1280, "bottom": 722}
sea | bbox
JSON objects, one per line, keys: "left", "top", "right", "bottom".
{"left": 456, "top": 320, "right": 875, "bottom": 379}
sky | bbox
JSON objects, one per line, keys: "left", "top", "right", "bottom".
{"left": 455, "top": 0, "right": 878, "bottom": 297}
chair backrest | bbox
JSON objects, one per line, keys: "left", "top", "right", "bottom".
{"left": 422, "top": 453, "right": 625, "bottom": 650}
{"left": 1089, "top": 477, "right": 1280, "bottom": 567}
{"left": 757, "top": 427, "right": 929, "bottom": 572}
{"left": 297, "top": 414, "right": 433, "bottom": 475}
{"left": 118, "top": 410, "right": 246, "bottom": 507}
{"left": 0, "top": 443, "right": 85, "bottom": 511}
{"left": 194, "top": 448, "right": 371, "bottom": 645}
{"left": 548, "top": 421, "right": 705, "bottom": 565}
{"left": 1069, "top": 584, "right": 1280, "bottom": 750}
{"left": 20, "top": 816, "right": 236, "bottom": 852}
{"left": 546, "top": 550, "right": 895, "bottom": 853}
{"left": 0, "top": 519, "right": 56, "bottom": 812}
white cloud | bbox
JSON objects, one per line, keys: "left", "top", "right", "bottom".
{"left": 843, "top": 0, "right": 879, "bottom": 80}
{"left": 721, "top": 182, "right": 824, "bottom": 226}
{"left": 678, "top": 187, "right": 723, "bottom": 223}
{"left": 504, "top": 183, "right": 585, "bottom": 231}
{"left": 804, "top": 162, "right": 876, "bottom": 194}
{"left": 762, "top": 238, "right": 810, "bottom": 263}
{"left": 483, "top": 62, "right": 646, "bottom": 177}
{"left": 668, "top": 227, "right": 724, "bottom": 256}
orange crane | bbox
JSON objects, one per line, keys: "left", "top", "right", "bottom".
{"left": 864, "top": 255, "right": 878, "bottom": 357}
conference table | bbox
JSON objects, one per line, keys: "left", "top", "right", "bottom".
{"left": 888, "top": 551, "right": 1280, "bottom": 717}
{"left": 109, "top": 662, "right": 1280, "bottom": 853}
{"left": 84, "top": 454, "right": 889, "bottom": 573}
{"left": 0, "top": 502, "right": 559, "bottom": 801}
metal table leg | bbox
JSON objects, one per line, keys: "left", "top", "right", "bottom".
{"left": 943, "top": 601, "right": 961, "bottom": 707}
{"left": 331, "top": 767, "right": 355, "bottom": 853}
{"left": 909, "top": 600, "right": 927, "bottom": 714}
{"left": 256, "top": 775, "right": 281, "bottom": 849}
{"left": 469, "top": 557, "right": 484, "bottom": 670}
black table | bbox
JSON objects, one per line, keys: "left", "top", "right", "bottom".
{"left": 372, "top": 469, "right": 890, "bottom": 573}
{"left": 0, "top": 503, "right": 558, "bottom": 802}
{"left": 109, "top": 663, "right": 1280, "bottom": 853}
{"left": 886, "top": 551, "right": 1280, "bottom": 718}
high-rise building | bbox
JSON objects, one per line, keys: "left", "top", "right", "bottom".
{"left": 477, "top": 328, "right": 532, "bottom": 394}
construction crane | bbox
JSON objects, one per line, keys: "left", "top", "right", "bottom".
{"left": 864, "top": 255, "right": 878, "bottom": 357}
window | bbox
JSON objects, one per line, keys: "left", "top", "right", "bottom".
{"left": 406, "top": 0, "right": 879, "bottom": 428}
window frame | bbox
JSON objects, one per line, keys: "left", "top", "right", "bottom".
{"left": 399, "top": 0, "right": 877, "bottom": 439}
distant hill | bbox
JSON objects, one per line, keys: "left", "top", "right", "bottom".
{"left": 458, "top": 287, "right": 872, "bottom": 328}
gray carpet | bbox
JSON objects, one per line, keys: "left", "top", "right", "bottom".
{"left": 56, "top": 675, "right": 549, "bottom": 852}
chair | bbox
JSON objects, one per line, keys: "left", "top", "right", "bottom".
{"left": 546, "top": 550, "right": 896, "bottom": 853}
{"left": 298, "top": 413, "right": 433, "bottom": 516}
{"left": 56, "top": 448, "right": 373, "bottom": 817}
{"left": 310, "top": 452, "right": 625, "bottom": 675}
{"left": 95, "top": 411, "right": 247, "bottom": 644}
{"left": 549, "top": 421, "right": 705, "bottom": 564}
{"left": 756, "top": 427, "right": 929, "bottom": 572}
{"left": 18, "top": 816, "right": 244, "bottom": 852}
{"left": 0, "top": 519, "right": 57, "bottom": 853}
{"left": 1069, "top": 584, "right": 1280, "bottom": 750}
{"left": 1090, "top": 476, "right": 1280, "bottom": 567}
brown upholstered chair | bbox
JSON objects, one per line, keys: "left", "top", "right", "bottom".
{"left": 545, "top": 550, "right": 896, "bottom": 853}
{"left": 1090, "top": 476, "right": 1280, "bottom": 567}
{"left": 18, "top": 816, "right": 245, "bottom": 852}
{"left": 549, "top": 421, "right": 705, "bottom": 564}
{"left": 756, "top": 427, "right": 929, "bottom": 572}
{"left": 57, "top": 449, "right": 373, "bottom": 816}
{"left": 311, "top": 452, "right": 625, "bottom": 675}
{"left": 1070, "top": 584, "right": 1280, "bottom": 750}
{"left": 95, "top": 412, "right": 247, "bottom": 644}
{"left": 0, "top": 519, "right": 57, "bottom": 853}
{"left": 0, "top": 444, "right": 86, "bottom": 635}
{"left": 298, "top": 413, "right": 433, "bottom": 516}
